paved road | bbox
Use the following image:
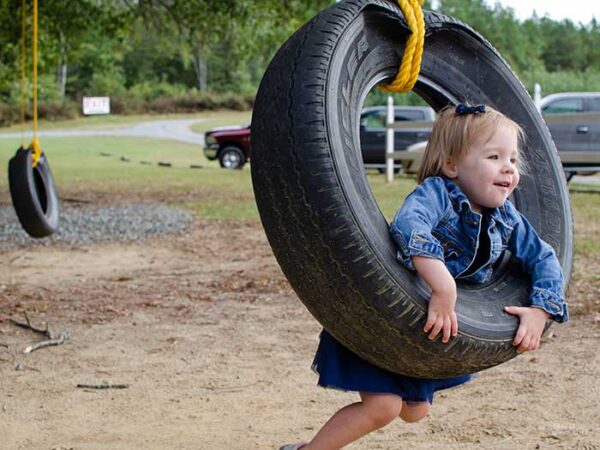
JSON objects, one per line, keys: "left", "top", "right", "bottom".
{"left": 0, "top": 118, "right": 207, "bottom": 146}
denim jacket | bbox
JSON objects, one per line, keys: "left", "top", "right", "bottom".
{"left": 389, "top": 177, "right": 568, "bottom": 323}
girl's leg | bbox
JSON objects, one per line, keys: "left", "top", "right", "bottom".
{"left": 304, "top": 392, "right": 403, "bottom": 450}
{"left": 399, "top": 401, "right": 430, "bottom": 423}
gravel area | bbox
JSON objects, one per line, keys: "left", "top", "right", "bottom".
{"left": 0, "top": 203, "right": 194, "bottom": 251}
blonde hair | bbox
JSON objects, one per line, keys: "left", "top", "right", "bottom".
{"left": 417, "top": 104, "right": 527, "bottom": 183}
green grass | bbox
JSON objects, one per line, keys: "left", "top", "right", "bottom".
{"left": 0, "top": 127, "right": 256, "bottom": 221}
{"left": 1, "top": 136, "right": 206, "bottom": 178}
{"left": 368, "top": 174, "right": 418, "bottom": 221}
{"left": 570, "top": 191, "right": 600, "bottom": 256}
{"left": 0, "top": 111, "right": 598, "bottom": 230}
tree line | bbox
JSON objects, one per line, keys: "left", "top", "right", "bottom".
{"left": 0, "top": 0, "right": 598, "bottom": 121}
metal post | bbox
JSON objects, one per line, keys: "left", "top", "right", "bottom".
{"left": 386, "top": 95, "right": 395, "bottom": 183}
{"left": 534, "top": 83, "right": 542, "bottom": 112}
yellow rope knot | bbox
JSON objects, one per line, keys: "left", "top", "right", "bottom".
{"left": 30, "top": 138, "right": 41, "bottom": 166}
{"left": 379, "top": 0, "right": 425, "bottom": 93}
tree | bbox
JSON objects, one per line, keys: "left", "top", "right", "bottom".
{"left": 135, "top": 0, "right": 255, "bottom": 92}
{"left": 42, "top": 0, "right": 130, "bottom": 99}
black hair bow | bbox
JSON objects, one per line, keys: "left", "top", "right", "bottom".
{"left": 455, "top": 103, "right": 486, "bottom": 115}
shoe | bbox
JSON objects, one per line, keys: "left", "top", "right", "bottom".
{"left": 279, "top": 442, "right": 307, "bottom": 450}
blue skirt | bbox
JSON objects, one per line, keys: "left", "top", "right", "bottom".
{"left": 312, "top": 330, "right": 472, "bottom": 404}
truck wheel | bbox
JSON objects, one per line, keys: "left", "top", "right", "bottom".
{"left": 219, "top": 146, "right": 246, "bottom": 169}
{"left": 251, "top": 0, "right": 572, "bottom": 377}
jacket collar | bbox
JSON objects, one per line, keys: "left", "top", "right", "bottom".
{"left": 441, "top": 177, "right": 513, "bottom": 229}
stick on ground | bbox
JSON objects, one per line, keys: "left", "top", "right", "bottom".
{"left": 24, "top": 330, "right": 70, "bottom": 354}
{"left": 9, "top": 311, "right": 53, "bottom": 339}
{"left": 10, "top": 312, "right": 70, "bottom": 353}
{"left": 76, "top": 383, "right": 130, "bottom": 390}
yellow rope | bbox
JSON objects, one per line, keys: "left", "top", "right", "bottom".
{"left": 19, "top": 0, "right": 26, "bottom": 147}
{"left": 30, "top": 0, "right": 41, "bottom": 166}
{"left": 379, "top": 0, "right": 425, "bottom": 93}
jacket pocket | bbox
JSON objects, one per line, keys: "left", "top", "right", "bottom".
{"left": 433, "top": 230, "right": 462, "bottom": 258}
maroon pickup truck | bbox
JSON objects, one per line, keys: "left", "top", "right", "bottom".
{"left": 203, "top": 124, "right": 251, "bottom": 169}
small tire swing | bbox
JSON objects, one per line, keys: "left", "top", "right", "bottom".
{"left": 251, "top": 0, "right": 572, "bottom": 378}
{"left": 9, "top": 0, "right": 59, "bottom": 238}
{"left": 9, "top": 147, "right": 59, "bottom": 238}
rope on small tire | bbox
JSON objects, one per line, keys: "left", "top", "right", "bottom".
{"left": 8, "top": 0, "right": 60, "bottom": 238}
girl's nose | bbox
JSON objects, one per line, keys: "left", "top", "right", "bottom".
{"left": 502, "top": 161, "right": 516, "bottom": 173}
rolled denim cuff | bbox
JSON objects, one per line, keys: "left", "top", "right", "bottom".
{"left": 395, "top": 230, "right": 445, "bottom": 271}
{"left": 529, "top": 287, "right": 569, "bottom": 323}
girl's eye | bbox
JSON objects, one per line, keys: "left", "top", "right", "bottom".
{"left": 510, "top": 158, "right": 518, "bottom": 164}
{"left": 487, "top": 155, "right": 498, "bottom": 160}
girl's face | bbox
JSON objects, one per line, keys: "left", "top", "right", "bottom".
{"left": 442, "top": 125, "right": 520, "bottom": 214}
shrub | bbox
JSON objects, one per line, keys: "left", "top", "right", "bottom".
{"left": 126, "top": 81, "right": 190, "bottom": 102}
{"left": 0, "top": 103, "right": 20, "bottom": 127}
{"left": 37, "top": 101, "right": 80, "bottom": 121}
{"left": 0, "top": 100, "right": 79, "bottom": 126}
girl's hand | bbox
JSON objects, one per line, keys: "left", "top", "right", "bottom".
{"left": 412, "top": 256, "right": 458, "bottom": 344}
{"left": 504, "top": 306, "right": 550, "bottom": 352}
{"left": 424, "top": 287, "right": 458, "bottom": 343}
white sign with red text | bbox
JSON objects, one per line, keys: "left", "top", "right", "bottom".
{"left": 82, "top": 97, "right": 110, "bottom": 115}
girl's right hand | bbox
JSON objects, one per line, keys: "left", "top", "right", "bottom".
{"left": 411, "top": 256, "right": 459, "bottom": 344}
{"left": 424, "top": 286, "right": 458, "bottom": 343}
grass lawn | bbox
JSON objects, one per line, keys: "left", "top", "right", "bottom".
{"left": 0, "top": 109, "right": 597, "bottom": 232}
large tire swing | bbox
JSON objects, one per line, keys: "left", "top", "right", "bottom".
{"left": 251, "top": 0, "right": 572, "bottom": 378}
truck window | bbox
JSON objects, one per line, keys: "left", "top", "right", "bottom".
{"left": 588, "top": 97, "right": 600, "bottom": 112}
{"left": 543, "top": 98, "right": 584, "bottom": 114}
{"left": 361, "top": 111, "right": 386, "bottom": 130}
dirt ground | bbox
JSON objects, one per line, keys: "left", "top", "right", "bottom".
{"left": 0, "top": 218, "right": 599, "bottom": 450}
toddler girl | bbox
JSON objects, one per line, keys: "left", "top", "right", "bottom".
{"left": 280, "top": 103, "right": 568, "bottom": 450}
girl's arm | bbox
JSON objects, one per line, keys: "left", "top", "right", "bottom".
{"left": 389, "top": 178, "right": 450, "bottom": 270}
{"left": 503, "top": 202, "right": 568, "bottom": 352}
{"left": 413, "top": 256, "right": 458, "bottom": 343}
{"left": 389, "top": 178, "right": 457, "bottom": 344}
{"left": 504, "top": 204, "right": 568, "bottom": 323}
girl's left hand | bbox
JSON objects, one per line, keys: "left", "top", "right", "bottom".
{"left": 503, "top": 306, "right": 550, "bottom": 353}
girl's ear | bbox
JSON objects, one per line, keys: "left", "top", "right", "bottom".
{"left": 441, "top": 157, "right": 458, "bottom": 178}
